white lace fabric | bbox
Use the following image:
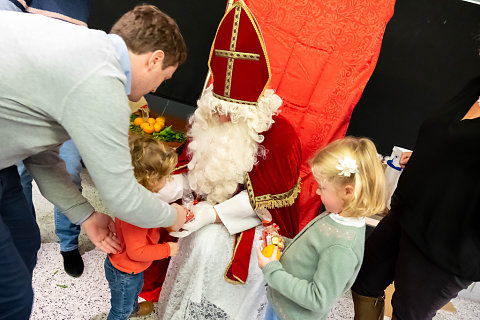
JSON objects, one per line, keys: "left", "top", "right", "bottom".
{"left": 157, "top": 224, "right": 267, "bottom": 320}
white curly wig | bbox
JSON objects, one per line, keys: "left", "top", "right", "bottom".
{"left": 187, "top": 85, "right": 282, "bottom": 204}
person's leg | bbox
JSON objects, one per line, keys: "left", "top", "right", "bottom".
{"left": 105, "top": 257, "right": 144, "bottom": 320}
{"left": 391, "top": 233, "right": 472, "bottom": 320}
{"left": 132, "top": 272, "right": 144, "bottom": 315}
{"left": 265, "top": 304, "right": 280, "bottom": 320}
{"left": 16, "top": 162, "right": 36, "bottom": 217}
{"left": 351, "top": 209, "right": 402, "bottom": 319}
{"left": 54, "top": 140, "right": 84, "bottom": 276}
{"left": 55, "top": 211, "right": 81, "bottom": 251}
{"left": 0, "top": 166, "right": 41, "bottom": 319}
{"left": 55, "top": 140, "right": 82, "bottom": 251}
{"left": 132, "top": 272, "right": 156, "bottom": 317}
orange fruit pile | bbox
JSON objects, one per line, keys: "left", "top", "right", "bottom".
{"left": 133, "top": 116, "right": 166, "bottom": 134}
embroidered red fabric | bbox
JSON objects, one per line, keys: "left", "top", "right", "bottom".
{"left": 244, "top": 0, "right": 396, "bottom": 229}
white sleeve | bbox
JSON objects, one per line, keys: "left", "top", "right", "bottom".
{"left": 214, "top": 190, "right": 261, "bottom": 235}
{"left": 154, "top": 173, "right": 186, "bottom": 203}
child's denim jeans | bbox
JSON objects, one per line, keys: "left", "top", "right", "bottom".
{"left": 104, "top": 257, "right": 144, "bottom": 320}
{"left": 265, "top": 304, "right": 280, "bottom": 320}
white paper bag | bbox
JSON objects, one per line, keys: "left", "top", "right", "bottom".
{"left": 384, "top": 146, "right": 412, "bottom": 209}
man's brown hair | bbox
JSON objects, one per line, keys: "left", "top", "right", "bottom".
{"left": 111, "top": 4, "right": 187, "bottom": 68}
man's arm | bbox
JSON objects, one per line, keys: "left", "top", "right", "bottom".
{"left": 24, "top": 147, "right": 94, "bottom": 224}
{"left": 24, "top": 147, "right": 121, "bottom": 253}
{"left": 58, "top": 70, "right": 182, "bottom": 229}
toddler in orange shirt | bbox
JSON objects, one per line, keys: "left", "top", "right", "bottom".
{"left": 105, "top": 135, "right": 179, "bottom": 320}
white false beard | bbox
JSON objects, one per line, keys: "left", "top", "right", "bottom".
{"left": 186, "top": 86, "right": 282, "bottom": 204}
{"left": 187, "top": 119, "right": 259, "bottom": 204}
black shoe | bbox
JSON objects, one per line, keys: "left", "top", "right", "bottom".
{"left": 61, "top": 249, "right": 84, "bottom": 277}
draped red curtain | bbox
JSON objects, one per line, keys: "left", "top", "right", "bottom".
{"left": 244, "top": 0, "right": 396, "bottom": 229}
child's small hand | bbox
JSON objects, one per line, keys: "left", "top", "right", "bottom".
{"left": 168, "top": 242, "right": 179, "bottom": 257}
{"left": 256, "top": 246, "right": 278, "bottom": 270}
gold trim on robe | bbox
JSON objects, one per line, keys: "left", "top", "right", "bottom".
{"left": 224, "top": 232, "right": 246, "bottom": 285}
{"left": 245, "top": 174, "right": 301, "bottom": 210}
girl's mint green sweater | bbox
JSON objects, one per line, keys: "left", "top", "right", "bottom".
{"left": 262, "top": 213, "right": 365, "bottom": 320}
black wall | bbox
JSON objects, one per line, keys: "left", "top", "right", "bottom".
{"left": 346, "top": 0, "right": 480, "bottom": 155}
{"left": 88, "top": 0, "right": 226, "bottom": 107}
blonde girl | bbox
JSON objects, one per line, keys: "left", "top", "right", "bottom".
{"left": 257, "top": 136, "right": 385, "bottom": 320}
{"left": 105, "top": 135, "right": 180, "bottom": 320}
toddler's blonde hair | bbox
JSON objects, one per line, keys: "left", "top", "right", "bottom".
{"left": 311, "top": 136, "right": 385, "bottom": 217}
{"left": 129, "top": 134, "right": 178, "bottom": 191}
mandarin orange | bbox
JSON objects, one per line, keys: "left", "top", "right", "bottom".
{"left": 262, "top": 244, "right": 281, "bottom": 260}
{"left": 154, "top": 123, "right": 163, "bottom": 132}
{"left": 142, "top": 123, "right": 154, "bottom": 134}
{"left": 147, "top": 118, "right": 156, "bottom": 125}
{"left": 133, "top": 117, "right": 144, "bottom": 125}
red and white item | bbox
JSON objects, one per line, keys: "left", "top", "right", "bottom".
{"left": 261, "top": 220, "right": 282, "bottom": 249}
{"left": 182, "top": 192, "right": 197, "bottom": 223}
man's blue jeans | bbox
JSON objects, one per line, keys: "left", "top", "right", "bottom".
{"left": 104, "top": 257, "right": 144, "bottom": 320}
{"left": 17, "top": 139, "right": 82, "bottom": 252}
{"left": 0, "top": 166, "right": 41, "bottom": 319}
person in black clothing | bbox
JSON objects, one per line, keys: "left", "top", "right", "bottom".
{"left": 351, "top": 77, "right": 480, "bottom": 320}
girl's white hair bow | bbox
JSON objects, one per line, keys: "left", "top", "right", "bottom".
{"left": 336, "top": 157, "right": 358, "bottom": 177}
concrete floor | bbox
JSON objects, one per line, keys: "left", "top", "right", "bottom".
{"left": 31, "top": 169, "right": 480, "bottom": 319}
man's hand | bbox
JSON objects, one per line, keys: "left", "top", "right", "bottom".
{"left": 82, "top": 211, "right": 121, "bottom": 254}
{"left": 256, "top": 246, "right": 278, "bottom": 270}
{"left": 169, "top": 203, "right": 187, "bottom": 232}
{"left": 399, "top": 151, "right": 413, "bottom": 169}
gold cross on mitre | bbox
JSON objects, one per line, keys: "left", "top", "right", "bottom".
{"left": 214, "top": 4, "right": 260, "bottom": 98}
{"left": 208, "top": 1, "right": 271, "bottom": 106}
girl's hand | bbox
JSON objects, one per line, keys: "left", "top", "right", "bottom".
{"left": 168, "top": 242, "right": 179, "bottom": 257}
{"left": 256, "top": 246, "right": 278, "bottom": 270}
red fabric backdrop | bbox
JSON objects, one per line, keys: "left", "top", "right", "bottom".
{"left": 244, "top": 0, "right": 396, "bottom": 230}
